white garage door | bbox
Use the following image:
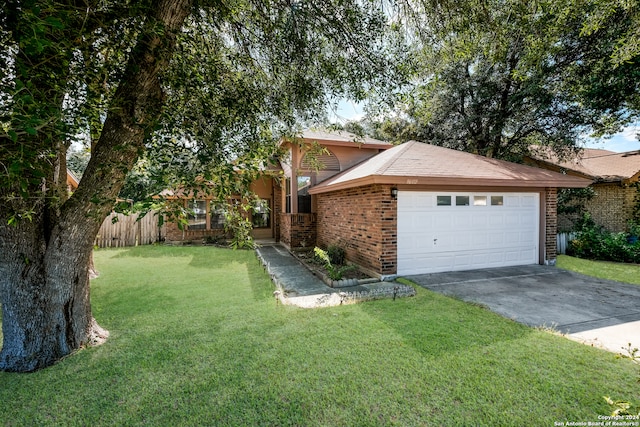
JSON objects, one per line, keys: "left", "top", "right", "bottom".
{"left": 397, "top": 191, "right": 539, "bottom": 275}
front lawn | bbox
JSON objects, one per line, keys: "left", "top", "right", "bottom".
{"left": 1, "top": 246, "right": 638, "bottom": 426}
{"left": 557, "top": 254, "right": 640, "bottom": 286}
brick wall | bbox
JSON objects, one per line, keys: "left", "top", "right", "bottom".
{"left": 585, "top": 183, "right": 635, "bottom": 232}
{"left": 545, "top": 188, "right": 557, "bottom": 263}
{"left": 316, "top": 184, "right": 397, "bottom": 277}
{"left": 279, "top": 213, "right": 317, "bottom": 249}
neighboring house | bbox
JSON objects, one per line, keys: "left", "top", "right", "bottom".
{"left": 67, "top": 170, "right": 79, "bottom": 194}
{"left": 163, "top": 131, "right": 590, "bottom": 277}
{"left": 525, "top": 148, "right": 640, "bottom": 232}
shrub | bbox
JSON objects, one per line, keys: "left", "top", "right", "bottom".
{"left": 224, "top": 207, "right": 255, "bottom": 250}
{"left": 569, "top": 213, "right": 640, "bottom": 263}
{"left": 327, "top": 244, "right": 346, "bottom": 265}
{"left": 313, "top": 247, "right": 355, "bottom": 281}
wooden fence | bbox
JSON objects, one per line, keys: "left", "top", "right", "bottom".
{"left": 95, "top": 212, "right": 165, "bottom": 248}
{"left": 556, "top": 232, "right": 576, "bottom": 255}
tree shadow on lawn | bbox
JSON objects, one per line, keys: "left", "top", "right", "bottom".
{"left": 357, "top": 285, "right": 535, "bottom": 359}
{"left": 108, "top": 244, "right": 255, "bottom": 270}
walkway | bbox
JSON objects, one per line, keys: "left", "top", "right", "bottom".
{"left": 255, "top": 244, "right": 415, "bottom": 308}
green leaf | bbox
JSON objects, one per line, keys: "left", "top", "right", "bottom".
{"left": 45, "top": 16, "right": 65, "bottom": 30}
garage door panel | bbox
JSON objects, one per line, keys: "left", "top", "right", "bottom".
{"left": 398, "top": 191, "right": 539, "bottom": 275}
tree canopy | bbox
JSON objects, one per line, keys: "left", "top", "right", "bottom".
{"left": 0, "top": 0, "right": 404, "bottom": 371}
{"left": 366, "top": 0, "right": 640, "bottom": 159}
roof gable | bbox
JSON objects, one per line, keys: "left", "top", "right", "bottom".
{"left": 309, "top": 141, "right": 591, "bottom": 194}
{"left": 289, "top": 130, "right": 393, "bottom": 150}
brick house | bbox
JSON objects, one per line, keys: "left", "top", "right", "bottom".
{"left": 161, "top": 130, "right": 391, "bottom": 243}
{"left": 164, "top": 131, "right": 589, "bottom": 276}
{"left": 161, "top": 171, "right": 283, "bottom": 242}
{"left": 309, "top": 141, "right": 588, "bottom": 277}
{"left": 525, "top": 148, "right": 640, "bottom": 232}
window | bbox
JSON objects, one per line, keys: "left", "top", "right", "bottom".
{"left": 456, "top": 196, "right": 470, "bottom": 206}
{"left": 301, "top": 151, "right": 340, "bottom": 171}
{"left": 297, "top": 176, "right": 312, "bottom": 213}
{"left": 285, "top": 178, "right": 292, "bottom": 214}
{"left": 210, "top": 203, "right": 226, "bottom": 229}
{"left": 491, "top": 196, "right": 504, "bottom": 206}
{"left": 437, "top": 195, "right": 451, "bottom": 206}
{"left": 473, "top": 196, "right": 487, "bottom": 206}
{"left": 252, "top": 199, "right": 271, "bottom": 228}
{"left": 187, "top": 200, "right": 207, "bottom": 229}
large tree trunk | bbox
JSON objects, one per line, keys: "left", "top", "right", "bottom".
{"left": 0, "top": 0, "right": 193, "bottom": 372}
{"left": 0, "top": 208, "right": 106, "bottom": 372}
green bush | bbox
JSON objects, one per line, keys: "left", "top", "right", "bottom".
{"left": 313, "top": 246, "right": 355, "bottom": 280}
{"left": 327, "top": 244, "right": 346, "bottom": 265}
{"left": 568, "top": 214, "right": 640, "bottom": 263}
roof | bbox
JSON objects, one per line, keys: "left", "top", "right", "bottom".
{"left": 67, "top": 170, "right": 80, "bottom": 190}
{"left": 290, "top": 130, "right": 393, "bottom": 150}
{"left": 309, "top": 141, "right": 591, "bottom": 194}
{"left": 528, "top": 146, "right": 640, "bottom": 183}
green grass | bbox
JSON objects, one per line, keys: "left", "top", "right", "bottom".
{"left": 1, "top": 246, "right": 638, "bottom": 426}
{"left": 558, "top": 254, "right": 640, "bottom": 285}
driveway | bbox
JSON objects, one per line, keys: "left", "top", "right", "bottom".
{"left": 406, "top": 265, "right": 640, "bottom": 354}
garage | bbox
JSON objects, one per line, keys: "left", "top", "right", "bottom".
{"left": 310, "top": 140, "right": 591, "bottom": 277}
{"left": 397, "top": 191, "right": 540, "bottom": 275}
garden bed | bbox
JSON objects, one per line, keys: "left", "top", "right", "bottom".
{"left": 291, "top": 249, "right": 378, "bottom": 287}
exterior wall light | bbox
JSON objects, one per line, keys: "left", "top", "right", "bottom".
{"left": 391, "top": 188, "right": 398, "bottom": 199}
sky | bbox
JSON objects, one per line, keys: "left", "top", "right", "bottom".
{"left": 332, "top": 99, "right": 640, "bottom": 153}
{"left": 582, "top": 123, "right": 640, "bottom": 153}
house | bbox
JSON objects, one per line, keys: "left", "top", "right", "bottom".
{"left": 278, "top": 130, "right": 393, "bottom": 248}
{"left": 160, "top": 170, "right": 283, "bottom": 242}
{"left": 525, "top": 147, "right": 640, "bottom": 232}
{"left": 309, "top": 141, "right": 589, "bottom": 277}
{"left": 67, "top": 170, "right": 79, "bottom": 193}
{"left": 163, "top": 131, "right": 590, "bottom": 276}
{"left": 161, "top": 130, "right": 392, "bottom": 243}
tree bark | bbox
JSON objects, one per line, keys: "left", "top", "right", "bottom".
{"left": 0, "top": 0, "right": 193, "bottom": 372}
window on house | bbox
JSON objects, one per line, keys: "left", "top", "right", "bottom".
{"left": 300, "top": 151, "right": 340, "bottom": 171}
{"left": 456, "top": 196, "right": 470, "bottom": 206}
{"left": 298, "top": 176, "right": 312, "bottom": 213}
{"left": 210, "top": 203, "right": 226, "bottom": 229}
{"left": 285, "top": 178, "right": 291, "bottom": 214}
{"left": 473, "top": 196, "right": 487, "bottom": 206}
{"left": 437, "top": 195, "right": 451, "bottom": 206}
{"left": 252, "top": 199, "right": 271, "bottom": 228}
{"left": 491, "top": 196, "right": 504, "bottom": 206}
{"left": 187, "top": 200, "right": 207, "bottom": 229}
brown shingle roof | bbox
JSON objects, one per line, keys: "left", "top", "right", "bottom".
{"left": 529, "top": 146, "right": 640, "bottom": 182}
{"left": 295, "top": 130, "right": 392, "bottom": 149}
{"left": 309, "top": 141, "right": 591, "bottom": 194}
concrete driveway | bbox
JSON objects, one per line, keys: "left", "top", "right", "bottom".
{"left": 406, "top": 265, "right": 640, "bottom": 354}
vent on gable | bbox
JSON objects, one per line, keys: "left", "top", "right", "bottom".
{"left": 300, "top": 151, "right": 340, "bottom": 171}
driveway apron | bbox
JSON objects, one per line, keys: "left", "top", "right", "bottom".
{"left": 407, "top": 265, "right": 640, "bottom": 353}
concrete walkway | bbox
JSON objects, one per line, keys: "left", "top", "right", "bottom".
{"left": 407, "top": 265, "right": 640, "bottom": 355}
{"left": 255, "top": 244, "right": 414, "bottom": 308}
